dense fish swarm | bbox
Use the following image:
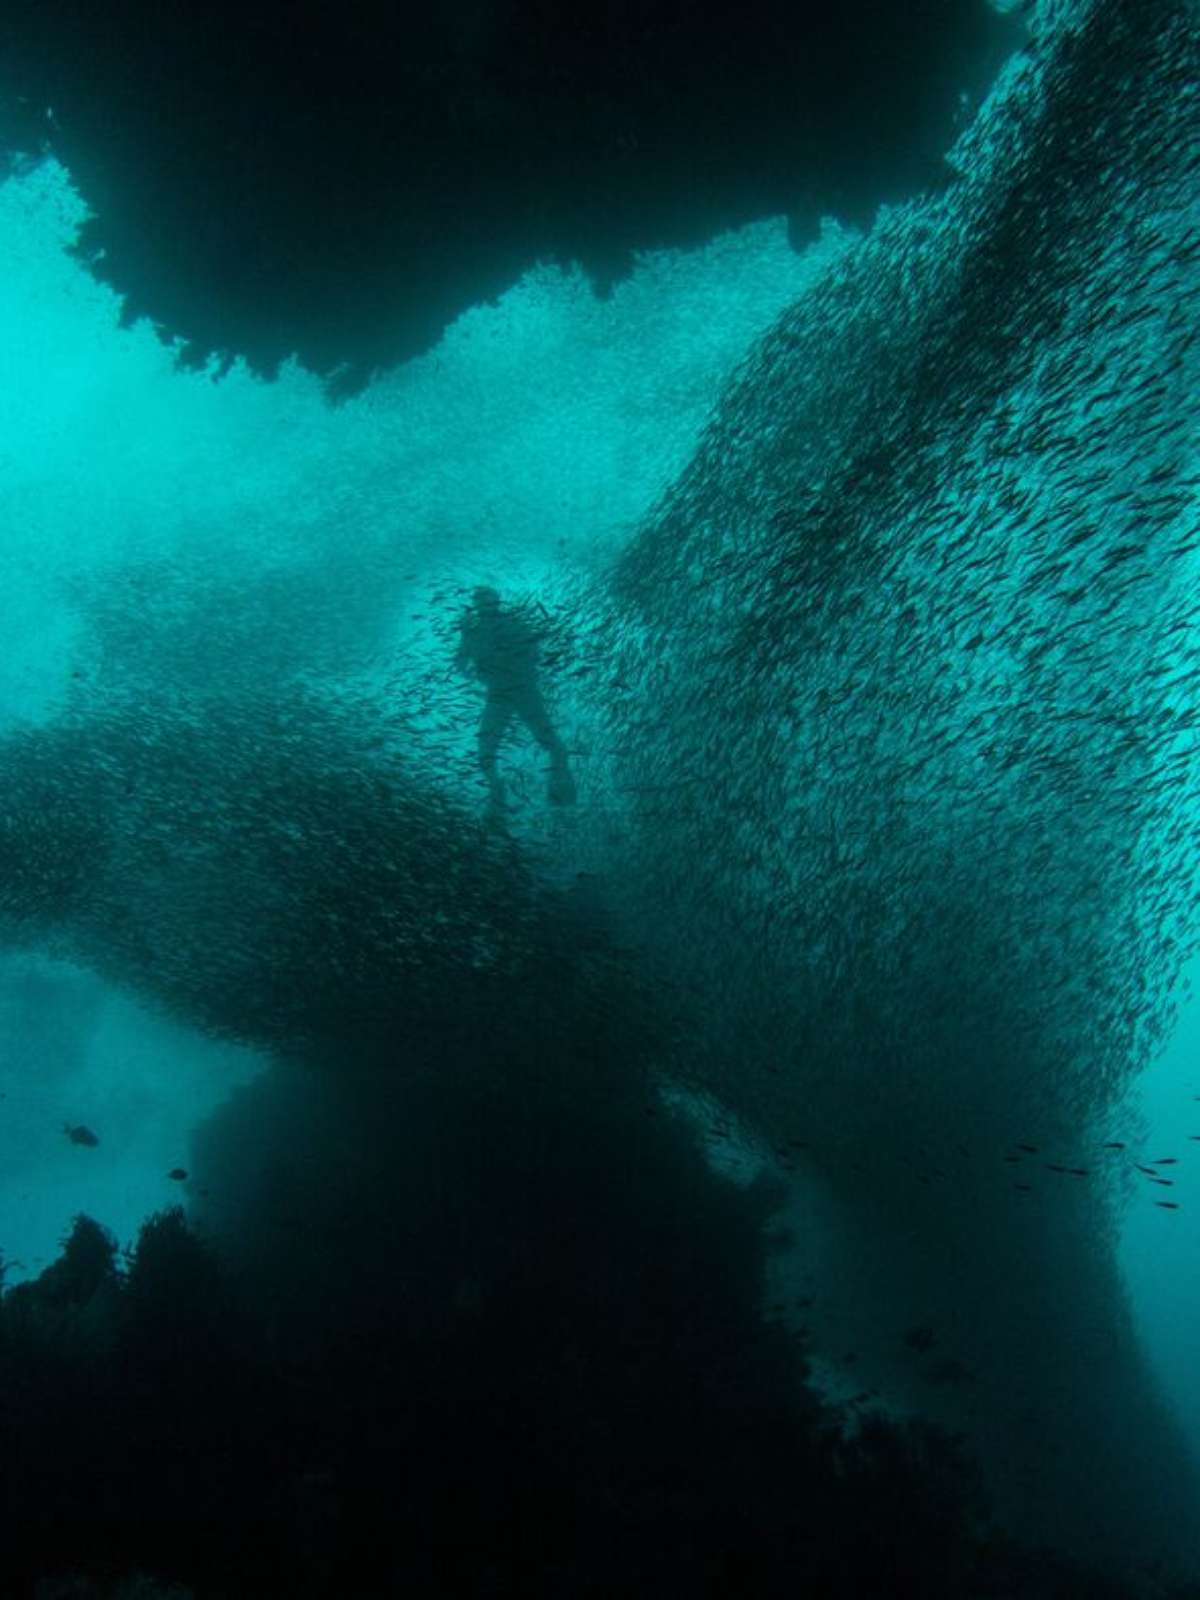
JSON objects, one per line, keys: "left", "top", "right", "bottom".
{"left": 565, "top": 0, "right": 1200, "bottom": 1566}
{"left": 602, "top": 0, "right": 1199, "bottom": 1176}
{"left": 0, "top": 688, "right": 663, "bottom": 1081}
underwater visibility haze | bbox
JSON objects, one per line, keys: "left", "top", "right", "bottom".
{"left": 0, "top": 0, "right": 1198, "bottom": 1595}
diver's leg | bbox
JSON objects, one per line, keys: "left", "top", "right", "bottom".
{"left": 518, "top": 691, "right": 576, "bottom": 805}
{"left": 478, "top": 698, "right": 512, "bottom": 813}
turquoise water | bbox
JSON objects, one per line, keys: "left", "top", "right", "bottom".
{"left": 0, "top": 1, "right": 1197, "bottom": 1587}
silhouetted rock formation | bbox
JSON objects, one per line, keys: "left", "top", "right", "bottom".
{"left": 0, "top": 0, "right": 1017, "bottom": 393}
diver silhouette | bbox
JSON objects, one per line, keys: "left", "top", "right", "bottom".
{"left": 454, "top": 586, "right": 576, "bottom": 816}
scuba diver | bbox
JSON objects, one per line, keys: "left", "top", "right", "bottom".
{"left": 454, "top": 586, "right": 576, "bottom": 817}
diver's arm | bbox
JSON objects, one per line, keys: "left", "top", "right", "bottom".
{"left": 453, "top": 620, "right": 473, "bottom": 675}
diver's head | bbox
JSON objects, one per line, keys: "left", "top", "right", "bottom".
{"left": 472, "top": 586, "right": 500, "bottom": 611}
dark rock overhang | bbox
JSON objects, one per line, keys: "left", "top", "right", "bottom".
{"left": 0, "top": 0, "right": 1020, "bottom": 396}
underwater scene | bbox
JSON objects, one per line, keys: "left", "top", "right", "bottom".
{"left": 0, "top": 0, "right": 1197, "bottom": 1595}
